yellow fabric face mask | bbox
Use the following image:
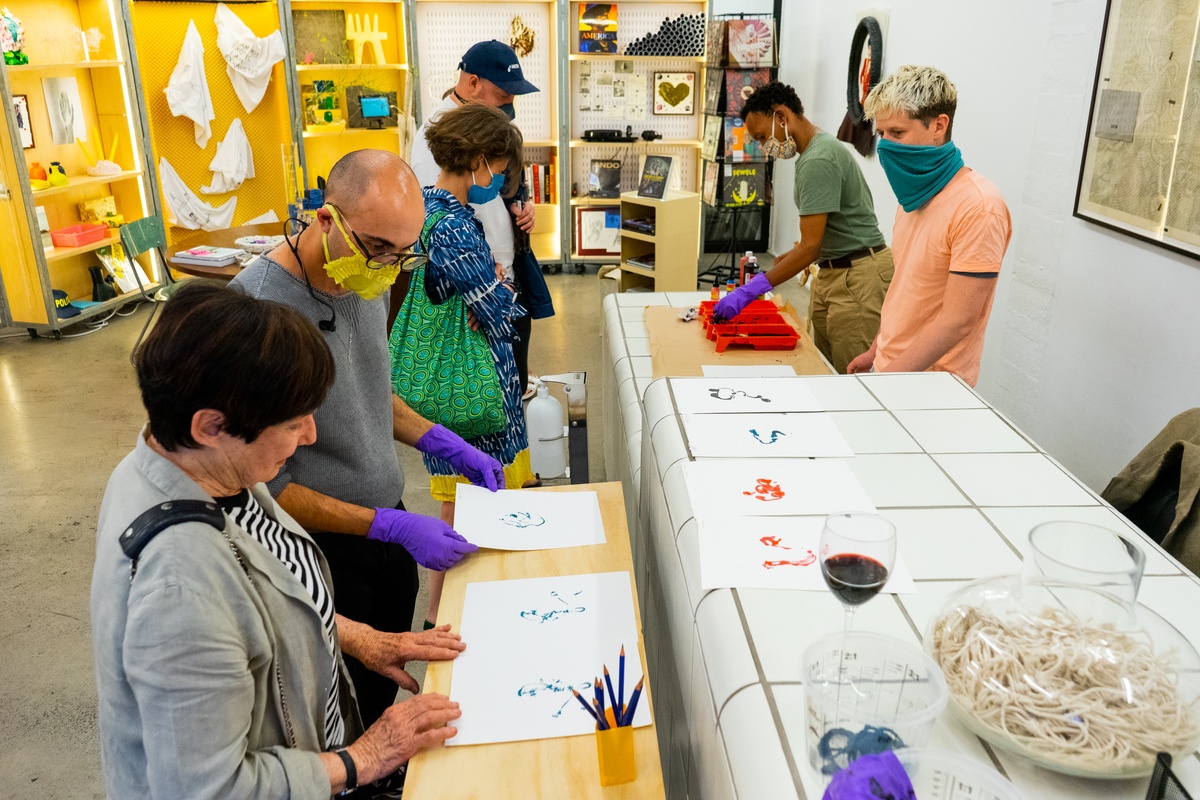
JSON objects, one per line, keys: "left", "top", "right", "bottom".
{"left": 321, "top": 205, "right": 401, "bottom": 301}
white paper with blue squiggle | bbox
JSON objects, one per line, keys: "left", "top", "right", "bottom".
{"left": 449, "top": 571, "right": 651, "bottom": 745}
{"left": 453, "top": 484, "right": 605, "bottom": 550}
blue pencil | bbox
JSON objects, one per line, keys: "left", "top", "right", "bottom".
{"left": 594, "top": 678, "right": 607, "bottom": 726}
{"left": 572, "top": 688, "right": 602, "bottom": 724}
{"left": 592, "top": 697, "right": 610, "bottom": 730}
{"left": 603, "top": 665, "right": 619, "bottom": 720}
{"left": 621, "top": 677, "right": 644, "bottom": 727}
{"left": 618, "top": 646, "right": 626, "bottom": 721}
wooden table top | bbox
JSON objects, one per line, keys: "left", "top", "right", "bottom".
{"left": 404, "top": 482, "right": 665, "bottom": 800}
{"left": 168, "top": 223, "right": 287, "bottom": 280}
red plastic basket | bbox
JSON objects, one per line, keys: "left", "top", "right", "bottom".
{"left": 50, "top": 223, "right": 107, "bottom": 248}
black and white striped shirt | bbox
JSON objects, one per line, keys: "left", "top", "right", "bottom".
{"left": 216, "top": 490, "right": 344, "bottom": 747}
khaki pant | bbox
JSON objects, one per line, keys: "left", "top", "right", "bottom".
{"left": 809, "top": 248, "right": 895, "bottom": 374}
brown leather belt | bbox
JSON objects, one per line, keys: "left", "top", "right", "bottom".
{"left": 818, "top": 245, "right": 886, "bottom": 269}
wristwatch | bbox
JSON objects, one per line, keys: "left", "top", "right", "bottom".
{"left": 334, "top": 747, "right": 358, "bottom": 795}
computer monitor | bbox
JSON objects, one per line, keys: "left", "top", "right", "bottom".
{"left": 359, "top": 96, "right": 390, "bottom": 129}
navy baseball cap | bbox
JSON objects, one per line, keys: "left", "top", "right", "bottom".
{"left": 458, "top": 40, "right": 539, "bottom": 95}
{"left": 53, "top": 289, "right": 81, "bottom": 319}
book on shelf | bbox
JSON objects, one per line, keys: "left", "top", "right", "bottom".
{"left": 626, "top": 253, "right": 656, "bottom": 270}
{"left": 622, "top": 217, "right": 656, "bottom": 235}
{"left": 636, "top": 155, "right": 673, "bottom": 199}
{"left": 726, "top": 18, "right": 776, "bottom": 68}
{"left": 171, "top": 246, "right": 242, "bottom": 267}
{"left": 588, "top": 158, "right": 623, "bottom": 198}
{"left": 725, "top": 69, "right": 771, "bottom": 117}
{"left": 523, "top": 155, "right": 558, "bottom": 205}
{"left": 579, "top": 4, "right": 618, "bottom": 54}
{"left": 724, "top": 117, "right": 764, "bottom": 162}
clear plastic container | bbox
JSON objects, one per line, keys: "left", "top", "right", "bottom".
{"left": 895, "top": 748, "right": 1025, "bottom": 800}
{"left": 927, "top": 576, "right": 1200, "bottom": 778}
{"left": 803, "top": 632, "right": 948, "bottom": 779}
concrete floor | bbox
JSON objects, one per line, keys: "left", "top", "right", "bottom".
{"left": 0, "top": 261, "right": 796, "bottom": 798}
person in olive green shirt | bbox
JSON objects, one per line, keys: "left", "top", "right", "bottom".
{"left": 714, "top": 81, "right": 893, "bottom": 373}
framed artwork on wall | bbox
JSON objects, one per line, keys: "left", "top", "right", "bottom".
{"left": 653, "top": 72, "right": 694, "bottom": 116}
{"left": 12, "top": 95, "right": 33, "bottom": 148}
{"left": 575, "top": 206, "right": 620, "bottom": 255}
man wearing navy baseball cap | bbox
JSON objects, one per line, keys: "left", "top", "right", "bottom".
{"left": 407, "top": 39, "right": 555, "bottom": 630}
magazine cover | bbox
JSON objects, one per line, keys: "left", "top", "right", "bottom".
{"left": 702, "top": 160, "right": 720, "bottom": 206}
{"left": 704, "top": 69, "right": 725, "bottom": 115}
{"left": 725, "top": 69, "right": 771, "bottom": 117}
{"left": 726, "top": 18, "right": 775, "bottom": 68}
{"left": 579, "top": 4, "right": 618, "bottom": 54}
{"left": 724, "top": 117, "right": 764, "bottom": 162}
{"left": 723, "top": 162, "right": 766, "bottom": 207}
{"left": 701, "top": 114, "right": 723, "bottom": 161}
{"left": 637, "top": 155, "right": 673, "bottom": 198}
{"left": 704, "top": 19, "right": 726, "bottom": 66}
{"left": 588, "top": 158, "right": 623, "bottom": 197}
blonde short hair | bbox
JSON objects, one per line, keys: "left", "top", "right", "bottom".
{"left": 864, "top": 65, "right": 958, "bottom": 136}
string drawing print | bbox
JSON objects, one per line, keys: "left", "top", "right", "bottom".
{"left": 709, "top": 387, "right": 770, "bottom": 402}
{"left": 759, "top": 533, "right": 816, "bottom": 568}
{"left": 743, "top": 478, "right": 785, "bottom": 502}
{"left": 500, "top": 511, "right": 547, "bottom": 528}
{"left": 749, "top": 428, "right": 785, "bottom": 444}
{"left": 520, "top": 590, "right": 587, "bottom": 624}
{"left": 516, "top": 677, "right": 593, "bottom": 718}
{"left": 760, "top": 535, "right": 790, "bottom": 549}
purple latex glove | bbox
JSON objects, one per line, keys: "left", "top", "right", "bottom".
{"left": 367, "top": 508, "right": 478, "bottom": 570}
{"left": 822, "top": 751, "right": 915, "bottom": 800}
{"left": 415, "top": 424, "right": 506, "bottom": 491}
{"left": 712, "top": 271, "right": 773, "bottom": 322}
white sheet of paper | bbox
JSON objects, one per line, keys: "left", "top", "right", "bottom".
{"left": 670, "top": 377, "right": 823, "bottom": 414}
{"left": 453, "top": 484, "right": 605, "bottom": 550}
{"left": 698, "top": 516, "right": 916, "bottom": 593}
{"left": 684, "top": 459, "right": 876, "bottom": 517}
{"left": 701, "top": 364, "right": 797, "bottom": 377}
{"left": 449, "top": 571, "right": 651, "bottom": 746}
{"left": 684, "top": 413, "right": 854, "bottom": 458}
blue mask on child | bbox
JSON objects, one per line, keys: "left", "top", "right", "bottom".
{"left": 467, "top": 162, "right": 506, "bottom": 205}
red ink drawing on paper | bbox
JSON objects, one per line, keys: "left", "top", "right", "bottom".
{"left": 743, "top": 478, "right": 785, "bottom": 502}
{"left": 762, "top": 550, "right": 817, "bottom": 569}
{"left": 760, "top": 535, "right": 791, "bottom": 549}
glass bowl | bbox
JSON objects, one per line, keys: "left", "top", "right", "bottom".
{"left": 926, "top": 575, "right": 1200, "bottom": 778}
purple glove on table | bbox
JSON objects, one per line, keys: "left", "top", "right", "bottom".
{"left": 366, "top": 508, "right": 478, "bottom": 571}
{"left": 822, "top": 751, "right": 915, "bottom": 800}
{"left": 415, "top": 424, "right": 506, "bottom": 491}
{"left": 712, "top": 271, "right": 773, "bottom": 322}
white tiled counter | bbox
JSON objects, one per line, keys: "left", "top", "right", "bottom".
{"left": 599, "top": 298, "right": 1200, "bottom": 800}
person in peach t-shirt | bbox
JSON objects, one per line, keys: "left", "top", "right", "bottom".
{"left": 846, "top": 66, "right": 1011, "bottom": 387}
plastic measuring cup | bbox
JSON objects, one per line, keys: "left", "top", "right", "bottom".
{"left": 894, "top": 748, "right": 1025, "bottom": 800}
{"left": 803, "top": 632, "right": 948, "bottom": 779}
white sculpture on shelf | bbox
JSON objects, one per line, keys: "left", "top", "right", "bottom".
{"left": 346, "top": 14, "right": 387, "bottom": 66}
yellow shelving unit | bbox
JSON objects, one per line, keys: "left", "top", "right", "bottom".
{"left": 0, "top": 0, "right": 159, "bottom": 335}
{"left": 617, "top": 189, "right": 699, "bottom": 292}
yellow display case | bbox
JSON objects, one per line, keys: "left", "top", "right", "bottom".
{"left": 0, "top": 0, "right": 159, "bottom": 335}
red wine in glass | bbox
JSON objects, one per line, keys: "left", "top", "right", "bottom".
{"left": 821, "top": 553, "right": 890, "bottom": 606}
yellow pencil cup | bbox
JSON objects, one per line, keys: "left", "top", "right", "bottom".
{"left": 595, "top": 719, "right": 637, "bottom": 786}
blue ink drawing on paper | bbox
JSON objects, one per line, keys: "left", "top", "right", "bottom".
{"left": 749, "top": 429, "right": 786, "bottom": 445}
{"left": 709, "top": 387, "right": 770, "bottom": 402}
{"left": 500, "top": 511, "right": 547, "bottom": 528}
{"left": 516, "top": 677, "right": 594, "bottom": 718}
{"left": 520, "top": 590, "right": 586, "bottom": 624}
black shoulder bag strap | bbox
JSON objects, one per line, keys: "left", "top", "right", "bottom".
{"left": 119, "top": 500, "right": 225, "bottom": 580}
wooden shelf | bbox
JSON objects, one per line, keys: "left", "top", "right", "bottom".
{"left": 6, "top": 60, "right": 124, "bottom": 72}
{"left": 44, "top": 232, "right": 121, "bottom": 263}
{"left": 568, "top": 54, "right": 704, "bottom": 62}
{"left": 620, "top": 229, "right": 655, "bottom": 243}
{"left": 620, "top": 261, "right": 656, "bottom": 276}
{"left": 570, "top": 253, "right": 621, "bottom": 263}
{"left": 524, "top": 139, "right": 558, "bottom": 148}
{"left": 570, "top": 197, "right": 622, "bottom": 206}
{"left": 28, "top": 170, "right": 142, "bottom": 199}
{"left": 303, "top": 128, "right": 400, "bottom": 138}
{"left": 569, "top": 139, "right": 701, "bottom": 148}
{"left": 295, "top": 63, "right": 407, "bottom": 72}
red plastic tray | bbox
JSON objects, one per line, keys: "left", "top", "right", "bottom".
{"left": 50, "top": 223, "right": 107, "bottom": 248}
{"left": 710, "top": 322, "right": 800, "bottom": 353}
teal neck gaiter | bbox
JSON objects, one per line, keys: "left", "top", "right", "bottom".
{"left": 877, "top": 138, "right": 964, "bottom": 212}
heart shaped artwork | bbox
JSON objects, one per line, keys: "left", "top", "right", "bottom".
{"left": 658, "top": 82, "right": 690, "bottom": 107}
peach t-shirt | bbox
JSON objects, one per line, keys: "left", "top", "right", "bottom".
{"left": 874, "top": 168, "right": 1012, "bottom": 386}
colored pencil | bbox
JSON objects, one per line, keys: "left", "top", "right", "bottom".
{"left": 621, "top": 677, "right": 645, "bottom": 727}
{"left": 603, "top": 665, "right": 619, "bottom": 720}
{"left": 592, "top": 698, "right": 609, "bottom": 730}
{"left": 618, "top": 646, "right": 626, "bottom": 721}
{"left": 594, "top": 677, "right": 606, "bottom": 724}
{"left": 572, "top": 688, "right": 602, "bottom": 724}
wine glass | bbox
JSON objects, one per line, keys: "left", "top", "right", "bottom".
{"left": 819, "top": 512, "right": 897, "bottom": 633}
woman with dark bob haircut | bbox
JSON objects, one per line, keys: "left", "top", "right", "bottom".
{"left": 91, "top": 281, "right": 465, "bottom": 799}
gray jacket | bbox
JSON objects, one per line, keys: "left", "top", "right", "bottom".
{"left": 91, "top": 432, "right": 364, "bottom": 799}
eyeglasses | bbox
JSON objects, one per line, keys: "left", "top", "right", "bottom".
{"left": 333, "top": 205, "right": 430, "bottom": 271}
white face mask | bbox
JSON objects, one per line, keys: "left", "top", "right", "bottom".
{"left": 761, "top": 114, "right": 798, "bottom": 160}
